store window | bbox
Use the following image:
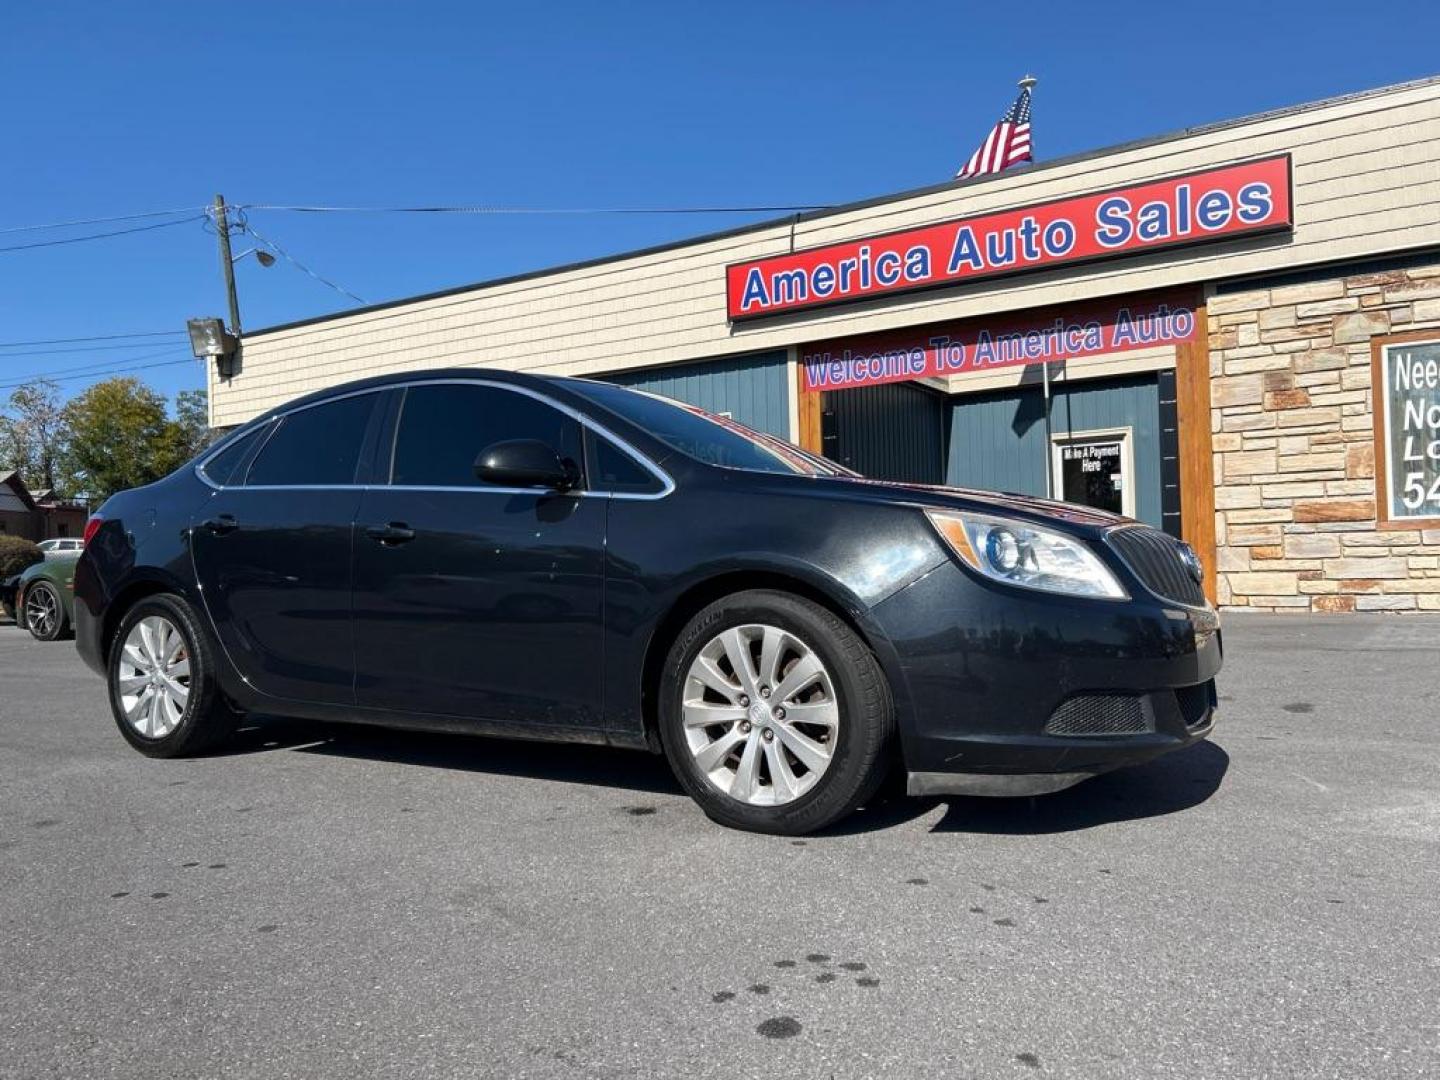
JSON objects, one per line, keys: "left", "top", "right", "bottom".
{"left": 1051, "top": 429, "right": 1135, "bottom": 518}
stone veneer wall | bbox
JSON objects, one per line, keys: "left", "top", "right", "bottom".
{"left": 1207, "top": 263, "right": 1440, "bottom": 612}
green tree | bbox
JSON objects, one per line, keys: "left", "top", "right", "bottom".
{"left": 61, "top": 377, "right": 197, "bottom": 501}
{"left": 0, "top": 379, "right": 67, "bottom": 492}
{"left": 172, "top": 388, "right": 212, "bottom": 458}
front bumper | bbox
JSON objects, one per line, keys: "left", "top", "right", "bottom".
{"left": 869, "top": 558, "right": 1222, "bottom": 797}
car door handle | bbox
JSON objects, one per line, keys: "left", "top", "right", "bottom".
{"left": 200, "top": 514, "right": 238, "bottom": 535}
{"left": 365, "top": 522, "right": 416, "bottom": 545}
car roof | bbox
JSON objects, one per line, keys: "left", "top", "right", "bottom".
{"left": 252, "top": 367, "right": 559, "bottom": 423}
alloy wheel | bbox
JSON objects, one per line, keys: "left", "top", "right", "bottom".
{"left": 682, "top": 623, "right": 840, "bottom": 806}
{"left": 115, "top": 615, "right": 192, "bottom": 739}
{"left": 24, "top": 585, "right": 59, "bottom": 639}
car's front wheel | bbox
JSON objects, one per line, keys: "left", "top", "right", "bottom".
{"left": 658, "top": 590, "right": 893, "bottom": 835}
{"left": 23, "top": 582, "right": 69, "bottom": 641}
{"left": 107, "top": 594, "right": 240, "bottom": 757}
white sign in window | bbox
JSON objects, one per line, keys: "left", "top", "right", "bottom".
{"left": 1051, "top": 428, "right": 1136, "bottom": 519}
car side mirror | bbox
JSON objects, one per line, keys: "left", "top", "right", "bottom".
{"left": 474, "top": 439, "right": 578, "bottom": 491}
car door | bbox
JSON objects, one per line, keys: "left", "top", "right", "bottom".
{"left": 351, "top": 381, "right": 607, "bottom": 730}
{"left": 190, "top": 389, "right": 386, "bottom": 704}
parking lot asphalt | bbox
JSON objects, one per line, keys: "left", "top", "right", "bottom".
{"left": 1, "top": 615, "right": 1438, "bottom": 1080}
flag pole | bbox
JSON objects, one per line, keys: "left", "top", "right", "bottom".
{"left": 1019, "top": 74, "right": 1037, "bottom": 160}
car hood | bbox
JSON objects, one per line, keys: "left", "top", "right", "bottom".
{"left": 801, "top": 474, "right": 1131, "bottom": 534}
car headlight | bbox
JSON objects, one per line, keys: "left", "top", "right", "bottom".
{"left": 925, "top": 509, "right": 1127, "bottom": 600}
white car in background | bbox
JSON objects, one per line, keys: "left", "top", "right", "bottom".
{"left": 38, "top": 538, "right": 83, "bottom": 556}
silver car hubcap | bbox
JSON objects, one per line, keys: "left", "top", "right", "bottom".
{"left": 682, "top": 623, "right": 840, "bottom": 806}
{"left": 116, "top": 616, "right": 191, "bottom": 738}
{"left": 25, "top": 586, "right": 58, "bottom": 637}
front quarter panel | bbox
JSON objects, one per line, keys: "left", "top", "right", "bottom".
{"left": 599, "top": 470, "right": 947, "bottom": 736}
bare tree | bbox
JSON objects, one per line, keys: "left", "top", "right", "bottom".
{"left": 2, "top": 380, "right": 67, "bottom": 492}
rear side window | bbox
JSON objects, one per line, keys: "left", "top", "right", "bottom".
{"left": 198, "top": 426, "right": 264, "bottom": 486}
{"left": 390, "top": 384, "right": 583, "bottom": 487}
{"left": 245, "top": 394, "right": 377, "bottom": 486}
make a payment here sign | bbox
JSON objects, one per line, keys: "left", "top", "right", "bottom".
{"left": 727, "top": 155, "right": 1293, "bottom": 320}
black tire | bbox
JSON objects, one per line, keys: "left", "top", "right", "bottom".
{"left": 658, "top": 589, "right": 894, "bottom": 835}
{"left": 107, "top": 593, "right": 240, "bottom": 758}
{"left": 23, "top": 581, "right": 69, "bottom": 642}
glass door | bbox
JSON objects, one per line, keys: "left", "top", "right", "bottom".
{"left": 1051, "top": 428, "right": 1135, "bottom": 518}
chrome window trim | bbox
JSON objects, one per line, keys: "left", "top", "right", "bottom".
{"left": 194, "top": 378, "right": 674, "bottom": 501}
{"left": 194, "top": 418, "right": 278, "bottom": 492}
{"left": 569, "top": 376, "right": 843, "bottom": 479}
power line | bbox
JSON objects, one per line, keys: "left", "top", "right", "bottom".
{"left": 240, "top": 221, "right": 366, "bottom": 305}
{"left": 0, "top": 345, "right": 195, "bottom": 387}
{"left": 0, "top": 356, "right": 198, "bottom": 389}
{"left": 0, "top": 207, "right": 207, "bottom": 235}
{"left": 242, "top": 202, "right": 829, "bottom": 216}
{"left": 0, "top": 339, "right": 193, "bottom": 359}
{"left": 0, "top": 215, "right": 205, "bottom": 254}
{"left": 0, "top": 330, "right": 186, "bottom": 348}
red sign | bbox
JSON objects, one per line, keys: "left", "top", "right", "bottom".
{"left": 799, "top": 293, "right": 1199, "bottom": 392}
{"left": 728, "top": 154, "right": 1291, "bottom": 320}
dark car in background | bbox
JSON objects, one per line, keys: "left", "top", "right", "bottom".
{"left": 9, "top": 551, "right": 79, "bottom": 641}
{"left": 73, "top": 370, "right": 1220, "bottom": 834}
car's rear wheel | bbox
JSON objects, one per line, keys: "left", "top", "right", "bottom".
{"left": 107, "top": 594, "right": 239, "bottom": 757}
{"left": 23, "top": 582, "right": 68, "bottom": 641}
{"left": 658, "top": 590, "right": 893, "bottom": 835}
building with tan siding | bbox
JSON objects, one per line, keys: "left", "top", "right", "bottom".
{"left": 212, "top": 76, "right": 1440, "bottom": 613}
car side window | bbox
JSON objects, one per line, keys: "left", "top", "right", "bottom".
{"left": 587, "top": 431, "right": 661, "bottom": 494}
{"left": 198, "top": 425, "right": 265, "bottom": 486}
{"left": 390, "top": 384, "right": 584, "bottom": 488}
{"left": 245, "top": 394, "right": 378, "bottom": 487}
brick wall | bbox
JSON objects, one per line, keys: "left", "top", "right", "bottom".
{"left": 1208, "top": 264, "right": 1440, "bottom": 612}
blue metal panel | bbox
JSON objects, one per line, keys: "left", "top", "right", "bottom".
{"left": 945, "top": 387, "right": 1051, "bottom": 498}
{"left": 824, "top": 382, "right": 947, "bottom": 484}
{"left": 946, "top": 375, "right": 1163, "bottom": 528}
{"left": 1051, "top": 376, "right": 1162, "bottom": 528}
{"left": 602, "top": 350, "right": 790, "bottom": 437}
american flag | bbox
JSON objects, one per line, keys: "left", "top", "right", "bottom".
{"left": 956, "top": 81, "right": 1034, "bottom": 179}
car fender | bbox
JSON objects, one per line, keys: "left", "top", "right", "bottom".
{"left": 634, "top": 551, "right": 922, "bottom": 746}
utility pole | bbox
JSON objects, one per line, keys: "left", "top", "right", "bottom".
{"left": 213, "top": 194, "right": 242, "bottom": 336}
{"left": 1041, "top": 359, "right": 1054, "bottom": 499}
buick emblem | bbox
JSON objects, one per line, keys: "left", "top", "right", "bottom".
{"left": 1179, "top": 542, "right": 1204, "bottom": 584}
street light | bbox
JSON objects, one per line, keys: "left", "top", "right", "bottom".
{"left": 232, "top": 247, "right": 277, "bottom": 268}
{"left": 187, "top": 317, "right": 239, "bottom": 380}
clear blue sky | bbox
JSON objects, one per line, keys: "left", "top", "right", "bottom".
{"left": 3, "top": 0, "right": 1438, "bottom": 405}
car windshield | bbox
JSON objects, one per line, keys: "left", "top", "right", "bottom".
{"left": 572, "top": 380, "right": 855, "bottom": 477}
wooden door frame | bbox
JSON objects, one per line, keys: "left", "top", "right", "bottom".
{"left": 1175, "top": 304, "right": 1218, "bottom": 604}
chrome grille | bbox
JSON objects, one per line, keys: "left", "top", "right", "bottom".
{"left": 1108, "top": 526, "right": 1207, "bottom": 607}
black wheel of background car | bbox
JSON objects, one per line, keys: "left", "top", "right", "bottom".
{"left": 107, "top": 594, "right": 240, "bottom": 758}
{"left": 23, "top": 582, "right": 69, "bottom": 642}
{"left": 658, "top": 589, "right": 894, "bottom": 835}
